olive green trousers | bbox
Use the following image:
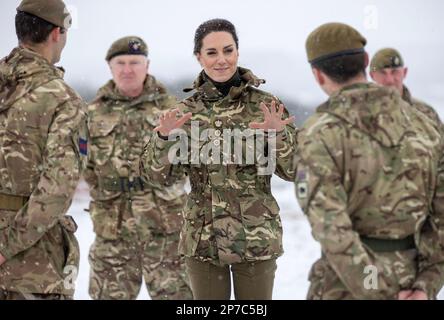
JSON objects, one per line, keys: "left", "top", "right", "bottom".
{"left": 185, "top": 257, "right": 277, "bottom": 300}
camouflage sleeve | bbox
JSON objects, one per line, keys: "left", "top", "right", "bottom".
{"left": 413, "top": 141, "right": 444, "bottom": 298}
{"left": 140, "top": 99, "right": 187, "bottom": 189}
{"left": 0, "top": 99, "right": 86, "bottom": 260}
{"left": 82, "top": 114, "right": 98, "bottom": 192}
{"left": 82, "top": 156, "right": 98, "bottom": 194}
{"left": 83, "top": 161, "right": 98, "bottom": 190}
{"left": 140, "top": 131, "right": 185, "bottom": 189}
{"left": 260, "top": 96, "right": 297, "bottom": 181}
{"left": 294, "top": 126, "right": 399, "bottom": 299}
{"left": 273, "top": 120, "right": 298, "bottom": 181}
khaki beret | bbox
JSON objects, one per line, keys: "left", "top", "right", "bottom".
{"left": 306, "top": 22, "right": 367, "bottom": 64}
{"left": 370, "top": 48, "right": 404, "bottom": 72}
{"left": 17, "top": 0, "right": 72, "bottom": 29}
{"left": 106, "top": 36, "right": 149, "bottom": 62}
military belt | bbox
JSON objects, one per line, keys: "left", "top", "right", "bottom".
{"left": 0, "top": 193, "right": 30, "bottom": 211}
{"left": 360, "top": 235, "right": 416, "bottom": 253}
{"left": 100, "top": 177, "right": 146, "bottom": 192}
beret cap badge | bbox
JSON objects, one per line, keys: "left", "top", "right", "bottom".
{"left": 129, "top": 40, "right": 142, "bottom": 53}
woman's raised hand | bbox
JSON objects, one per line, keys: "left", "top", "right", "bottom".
{"left": 249, "top": 100, "right": 295, "bottom": 132}
{"left": 154, "top": 109, "right": 193, "bottom": 137}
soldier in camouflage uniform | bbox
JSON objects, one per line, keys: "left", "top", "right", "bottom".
{"left": 370, "top": 48, "right": 442, "bottom": 126}
{"left": 0, "top": 0, "right": 86, "bottom": 300}
{"left": 141, "top": 19, "right": 297, "bottom": 300}
{"left": 85, "top": 36, "right": 192, "bottom": 300}
{"left": 294, "top": 23, "right": 444, "bottom": 300}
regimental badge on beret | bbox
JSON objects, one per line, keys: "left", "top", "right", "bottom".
{"left": 129, "top": 40, "right": 142, "bottom": 54}
{"left": 370, "top": 48, "right": 405, "bottom": 72}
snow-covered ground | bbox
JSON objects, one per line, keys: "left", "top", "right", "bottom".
{"left": 68, "top": 178, "right": 443, "bottom": 300}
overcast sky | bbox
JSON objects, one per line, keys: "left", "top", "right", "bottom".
{"left": 1, "top": 0, "right": 443, "bottom": 111}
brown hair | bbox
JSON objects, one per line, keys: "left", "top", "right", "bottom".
{"left": 194, "top": 19, "right": 239, "bottom": 55}
{"left": 312, "top": 53, "right": 367, "bottom": 84}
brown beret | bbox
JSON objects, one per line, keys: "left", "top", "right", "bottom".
{"left": 106, "top": 36, "right": 149, "bottom": 62}
{"left": 17, "top": 0, "right": 72, "bottom": 29}
{"left": 306, "top": 22, "right": 367, "bottom": 64}
{"left": 370, "top": 48, "right": 404, "bottom": 72}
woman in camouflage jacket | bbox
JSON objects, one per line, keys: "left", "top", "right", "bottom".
{"left": 141, "top": 19, "right": 297, "bottom": 300}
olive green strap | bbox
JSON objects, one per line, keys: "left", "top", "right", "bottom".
{"left": 0, "top": 193, "right": 29, "bottom": 211}
{"left": 99, "top": 177, "right": 146, "bottom": 192}
{"left": 361, "top": 235, "right": 416, "bottom": 253}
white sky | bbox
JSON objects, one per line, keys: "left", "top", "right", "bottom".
{"left": 1, "top": 0, "right": 444, "bottom": 110}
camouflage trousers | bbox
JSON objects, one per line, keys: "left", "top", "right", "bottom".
{"left": 307, "top": 250, "right": 418, "bottom": 300}
{"left": 0, "top": 290, "right": 72, "bottom": 300}
{"left": 88, "top": 231, "right": 193, "bottom": 300}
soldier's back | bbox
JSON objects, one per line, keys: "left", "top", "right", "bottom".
{"left": 0, "top": 46, "right": 85, "bottom": 296}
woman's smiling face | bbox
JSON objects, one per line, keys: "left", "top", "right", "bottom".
{"left": 196, "top": 31, "right": 239, "bottom": 83}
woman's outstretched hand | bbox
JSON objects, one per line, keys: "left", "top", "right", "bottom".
{"left": 249, "top": 100, "right": 295, "bottom": 132}
{"left": 154, "top": 109, "right": 193, "bottom": 137}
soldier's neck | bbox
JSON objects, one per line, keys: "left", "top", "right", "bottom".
{"left": 20, "top": 42, "right": 54, "bottom": 65}
{"left": 118, "top": 86, "right": 144, "bottom": 98}
{"left": 327, "top": 74, "right": 368, "bottom": 96}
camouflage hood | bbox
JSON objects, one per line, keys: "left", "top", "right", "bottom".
{"left": 0, "top": 47, "right": 64, "bottom": 113}
{"left": 318, "top": 83, "right": 412, "bottom": 147}
{"left": 183, "top": 67, "right": 266, "bottom": 101}
{"left": 94, "top": 75, "right": 168, "bottom": 105}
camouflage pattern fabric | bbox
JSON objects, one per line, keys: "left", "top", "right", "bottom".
{"left": 89, "top": 232, "right": 191, "bottom": 300}
{"left": 85, "top": 76, "right": 192, "bottom": 300}
{"left": 294, "top": 83, "right": 444, "bottom": 299}
{"left": 403, "top": 85, "right": 443, "bottom": 130}
{"left": 0, "top": 289, "right": 72, "bottom": 300}
{"left": 141, "top": 67, "right": 297, "bottom": 266}
{"left": 0, "top": 46, "right": 86, "bottom": 296}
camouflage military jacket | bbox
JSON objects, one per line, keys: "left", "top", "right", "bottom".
{"left": 294, "top": 83, "right": 444, "bottom": 299}
{"left": 403, "top": 85, "right": 443, "bottom": 131}
{"left": 141, "top": 67, "right": 297, "bottom": 266}
{"left": 0, "top": 47, "right": 86, "bottom": 295}
{"left": 85, "top": 76, "right": 186, "bottom": 240}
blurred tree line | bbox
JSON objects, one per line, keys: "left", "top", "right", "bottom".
{"left": 72, "top": 78, "right": 315, "bottom": 127}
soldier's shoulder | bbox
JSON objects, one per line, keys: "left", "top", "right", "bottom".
{"left": 181, "top": 94, "right": 204, "bottom": 112}
{"left": 410, "top": 97, "right": 441, "bottom": 122}
{"left": 87, "top": 93, "right": 106, "bottom": 112}
{"left": 247, "top": 86, "right": 279, "bottom": 103}
{"left": 301, "top": 109, "right": 340, "bottom": 136}
{"left": 39, "top": 78, "right": 85, "bottom": 107}
{"left": 156, "top": 93, "right": 179, "bottom": 111}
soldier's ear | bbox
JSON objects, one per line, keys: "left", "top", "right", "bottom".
{"left": 195, "top": 53, "right": 203, "bottom": 67}
{"left": 364, "top": 52, "right": 370, "bottom": 68}
{"left": 403, "top": 67, "right": 408, "bottom": 79}
{"left": 50, "top": 27, "right": 62, "bottom": 43}
{"left": 312, "top": 67, "right": 325, "bottom": 86}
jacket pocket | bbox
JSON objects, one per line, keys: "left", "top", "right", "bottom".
{"left": 240, "top": 196, "right": 283, "bottom": 260}
{"left": 88, "top": 116, "right": 119, "bottom": 166}
{"left": 156, "top": 194, "right": 187, "bottom": 234}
